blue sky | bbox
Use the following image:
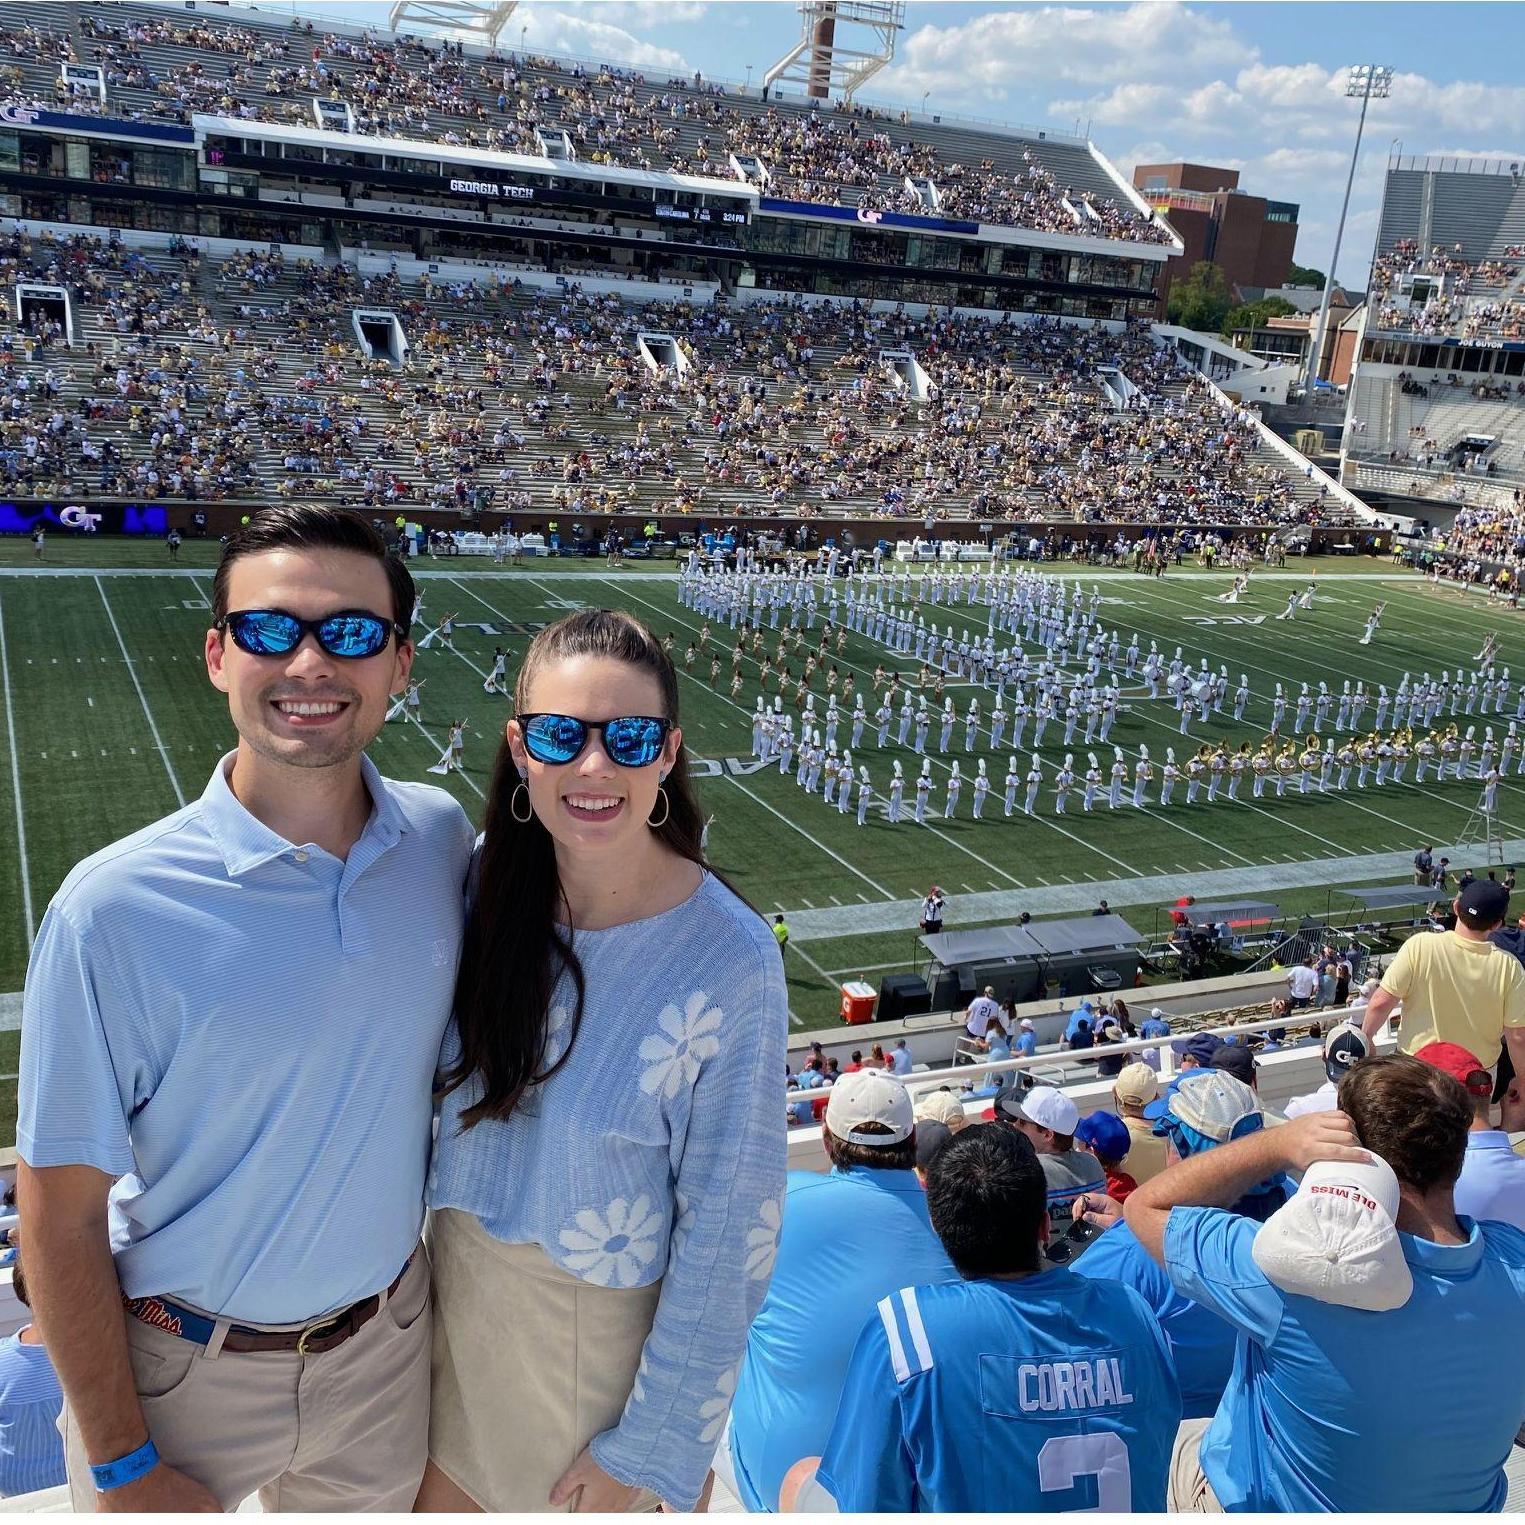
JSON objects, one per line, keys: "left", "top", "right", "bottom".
{"left": 273, "top": 2, "right": 1525, "bottom": 289}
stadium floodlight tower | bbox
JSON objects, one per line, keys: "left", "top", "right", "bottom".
{"left": 387, "top": 0, "right": 518, "bottom": 49}
{"left": 763, "top": 0, "right": 906, "bottom": 103}
{"left": 1304, "top": 62, "right": 1393, "bottom": 391}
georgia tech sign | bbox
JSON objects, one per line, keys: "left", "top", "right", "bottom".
{"left": 448, "top": 178, "right": 535, "bottom": 200}
{"left": 60, "top": 505, "right": 102, "bottom": 531}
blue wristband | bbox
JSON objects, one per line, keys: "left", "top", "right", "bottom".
{"left": 91, "top": 1439, "right": 159, "bottom": 1492}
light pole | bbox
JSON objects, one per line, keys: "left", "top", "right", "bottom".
{"left": 921, "top": 89, "right": 929, "bottom": 117}
{"left": 520, "top": 24, "right": 528, "bottom": 54}
{"left": 746, "top": 64, "right": 753, "bottom": 94}
{"left": 1305, "top": 63, "right": 1393, "bottom": 391}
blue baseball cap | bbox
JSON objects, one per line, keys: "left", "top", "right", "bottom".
{"left": 1074, "top": 1110, "right": 1131, "bottom": 1163}
{"left": 1169, "top": 1032, "right": 1222, "bottom": 1069}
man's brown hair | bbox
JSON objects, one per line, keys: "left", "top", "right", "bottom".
{"left": 824, "top": 1119, "right": 918, "bottom": 1171}
{"left": 1338, "top": 1054, "right": 1470, "bottom": 1192}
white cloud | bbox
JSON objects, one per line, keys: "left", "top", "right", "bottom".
{"left": 558, "top": 1, "right": 707, "bottom": 25}
{"left": 516, "top": 4, "right": 691, "bottom": 71}
{"left": 881, "top": 2, "right": 1252, "bottom": 101}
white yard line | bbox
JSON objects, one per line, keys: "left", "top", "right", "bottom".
{"left": 721, "top": 773, "right": 897, "bottom": 900}
{"left": 0, "top": 598, "right": 35, "bottom": 945}
{"left": 787, "top": 939, "right": 843, "bottom": 994}
{"left": 95, "top": 575, "right": 185, "bottom": 808}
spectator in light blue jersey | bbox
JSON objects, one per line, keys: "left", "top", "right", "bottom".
{"left": 804, "top": 1123, "right": 1181, "bottom": 1513}
{"left": 1126, "top": 1054, "right": 1525, "bottom": 1513}
{"left": 0, "top": 1247, "right": 65, "bottom": 1497}
{"left": 1072, "top": 1069, "right": 1290, "bottom": 1419}
{"left": 724, "top": 1071, "right": 955, "bottom": 1512}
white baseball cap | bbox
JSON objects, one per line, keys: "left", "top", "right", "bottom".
{"left": 998, "top": 1085, "right": 1079, "bottom": 1137}
{"left": 1152, "top": 1069, "right": 1261, "bottom": 1142}
{"left": 826, "top": 1070, "right": 915, "bottom": 1145}
{"left": 1251, "top": 1154, "right": 1412, "bottom": 1312}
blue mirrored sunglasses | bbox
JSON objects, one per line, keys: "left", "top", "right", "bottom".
{"left": 519, "top": 713, "right": 670, "bottom": 769}
{"left": 217, "top": 609, "right": 402, "bottom": 660}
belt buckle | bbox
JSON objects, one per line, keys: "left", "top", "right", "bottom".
{"left": 296, "top": 1312, "right": 346, "bottom": 1356}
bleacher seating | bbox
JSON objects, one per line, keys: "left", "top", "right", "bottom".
{"left": 0, "top": 226, "right": 1347, "bottom": 526}
{"left": 0, "top": 2, "right": 1168, "bottom": 244}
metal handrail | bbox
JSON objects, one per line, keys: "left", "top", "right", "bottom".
{"left": 808, "top": 1002, "right": 1384, "bottom": 1100}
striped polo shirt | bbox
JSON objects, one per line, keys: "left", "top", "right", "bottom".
{"left": 19, "top": 753, "right": 474, "bottom": 1324}
{"left": 0, "top": 1330, "right": 64, "bottom": 1496}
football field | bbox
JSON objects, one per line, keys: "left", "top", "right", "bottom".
{"left": 2, "top": 545, "right": 1523, "bottom": 1142}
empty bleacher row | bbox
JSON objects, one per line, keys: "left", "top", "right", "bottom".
{"left": 0, "top": 1, "right": 1168, "bottom": 245}
{"left": 0, "top": 227, "right": 1345, "bottom": 527}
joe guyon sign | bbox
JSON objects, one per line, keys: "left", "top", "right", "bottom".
{"left": 444, "top": 174, "right": 747, "bottom": 225}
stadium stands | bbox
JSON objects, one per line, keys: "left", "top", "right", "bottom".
{"left": 0, "top": 224, "right": 1346, "bottom": 526}
{"left": 0, "top": 2, "right": 1168, "bottom": 243}
{"left": 1344, "top": 158, "right": 1525, "bottom": 528}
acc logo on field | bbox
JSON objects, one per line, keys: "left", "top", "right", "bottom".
{"left": 60, "top": 505, "right": 102, "bottom": 532}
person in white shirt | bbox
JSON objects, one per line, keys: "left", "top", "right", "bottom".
{"left": 1287, "top": 958, "right": 1320, "bottom": 1008}
{"left": 1284, "top": 1024, "right": 1370, "bottom": 1119}
{"left": 964, "top": 986, "right": 1004, "bottom": 1045}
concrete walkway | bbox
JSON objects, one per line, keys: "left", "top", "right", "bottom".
{"left": 781, "top": 834, "right": 1525, "bottom": 941}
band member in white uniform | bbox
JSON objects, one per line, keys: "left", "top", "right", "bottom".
{"left": 1109, "top": 747, "right": 1127, "bottom": 809}
{"left": 972, "top": 760, "right": 990, "bottom": 819}
{"left": 915, "top": 760, "right": 932, "bottom": 824}
{"left": 856, "top": 766, "right": 872, "bottom": 825}
{"left": 1023, "top": 755, "right": 1042, "bottom": 817}
{"left": 888, "top": 761, "right": 905, "bottom": 822}
{"left": 1004, "top": 756, "right": 1020, "bottom": 817}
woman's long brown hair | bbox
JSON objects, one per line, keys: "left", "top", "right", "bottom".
{"left": 442, "top": 608, "right": 735, "bottom": 1128}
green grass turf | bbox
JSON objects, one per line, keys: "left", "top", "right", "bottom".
{"left": 0, "top": 548, "right": 1516, "bottom": 1143}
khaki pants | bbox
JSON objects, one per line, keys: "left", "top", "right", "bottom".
{"left": 64, "top": 1252, "right": 431, "bottom": 1512}
{"left": 427, "top": 1207, "right": 661, "bottom": 1511}
{"left": 1168, "top": 1417, "right": 1225, "bottom": 1513}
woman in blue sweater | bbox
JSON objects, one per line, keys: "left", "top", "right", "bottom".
{"left": 420, "top": 610, "right": 787, "bottom": 1512}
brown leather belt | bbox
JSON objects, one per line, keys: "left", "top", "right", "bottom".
{"left": 125, "top": 1253, "right": 415, "bottom": 1356}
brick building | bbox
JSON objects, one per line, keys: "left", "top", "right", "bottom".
{"left": 1133, "top": 162, "right": 1300, "bottom": 311}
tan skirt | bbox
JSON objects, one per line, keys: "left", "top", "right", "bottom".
{"left": 427, "top": 1207, "right": 663, "bottom": 1512}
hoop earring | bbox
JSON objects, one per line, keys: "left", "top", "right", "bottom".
{"left": 510, "top": 782, "right": 533, "bottom": 824}
{"left": 647, "top": 787, "right": 670, "bottom": 829}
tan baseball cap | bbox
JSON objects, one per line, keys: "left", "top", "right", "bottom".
{"left": 1113, "top": 1062, "right": 1160, "bottom": 1107}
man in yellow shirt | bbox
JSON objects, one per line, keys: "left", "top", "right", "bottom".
{"left": 1111, "top": 1063, "right": 1170, "bottom": 1185}
{"left": 1362, "top": 880, "right": 1525, "bottom": 1075}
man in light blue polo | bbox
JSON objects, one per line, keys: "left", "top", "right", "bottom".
{"left": 17, "top": 505, "right": 474, "bottom": 1512}
{"left": 1125, "top": 1054, "right": 1525, "bottom": 1512}
{"left": 724, "top": 1070, "right": 955, "bottom": 1511}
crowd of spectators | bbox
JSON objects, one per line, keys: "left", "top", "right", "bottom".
{"left": 0, "top": 228, "right": 1332, "bottom": 526}
{"left": 1370, "top": 238, "right": 1525, "bottom": 339}
{"left": 0, "top": 7, "right": 1170, "bottom": 243}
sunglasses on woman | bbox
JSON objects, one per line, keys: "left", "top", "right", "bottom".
{"left": 518, "top": 713, "right": 671, "bottom": 769}
{"left": 216, "top": 609, "right": 403, "bottom": 660}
